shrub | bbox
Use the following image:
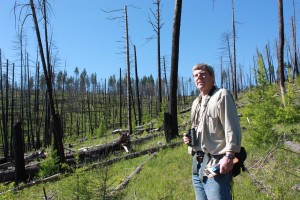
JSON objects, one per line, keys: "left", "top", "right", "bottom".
{"left": 242, "top": 85, "right": 280, "bottom": 147}
{"left": 38, "top": 148, "right": 60, "bottom": 179}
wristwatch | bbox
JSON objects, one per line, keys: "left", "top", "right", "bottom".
{"left": 225, "top": 153, "right": 235, "bottom": 159}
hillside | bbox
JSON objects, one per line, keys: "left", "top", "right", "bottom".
{"left": 1, "top": 80, "right": 300, "bottom": 199}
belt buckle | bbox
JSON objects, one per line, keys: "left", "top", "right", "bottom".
{"left": 197, "top": 156, "right": 203, "bottom": 163}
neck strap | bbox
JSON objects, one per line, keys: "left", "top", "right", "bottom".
{"left": 191, "top": 86, "right": 216, "bottom": 128}
{"left": 207, "top": 85, "right": 216, "bottom": 97}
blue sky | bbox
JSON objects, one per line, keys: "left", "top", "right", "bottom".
{"left": 0, "top": 0, "right": 299, "bottom": 86}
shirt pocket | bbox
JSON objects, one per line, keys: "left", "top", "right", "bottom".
{"left": 207, "top": 111, "right": 223, "bottom": 136}
{"left": 207, "top": 116, "right": 218, "bottom": 134}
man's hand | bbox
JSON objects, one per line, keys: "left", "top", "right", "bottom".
{"left": 183, "top": 133, "right": 190, "bottom": 145}
{"left": 218, "top": 155, "right": 234, "bottom": 174}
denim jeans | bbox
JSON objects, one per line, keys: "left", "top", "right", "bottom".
{"left": 192, "top": 162, "right": 232, "bottom": 200}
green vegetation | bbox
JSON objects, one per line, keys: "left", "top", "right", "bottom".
{"left": 38, "top": 149, "right": 60, "bottom": 179}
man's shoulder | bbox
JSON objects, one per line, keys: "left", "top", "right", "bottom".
{"left": 211, "top": 88, "right": 234, "bottom": 103}
{"left": 191, "top": 96, "right": 200, "bottom": 110}
{"left": 214, "top": 88, "right": 231, "bottom": 96}
{"left": 192, "top": 96, "right": 199, "bottom": 104}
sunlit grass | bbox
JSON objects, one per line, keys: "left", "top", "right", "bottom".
{"left": 121, "top": 145, "right": 195, "bottom": 200}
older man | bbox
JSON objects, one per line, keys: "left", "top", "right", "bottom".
{"left": 183, "top": 63, "right": 242, "bottom": 200}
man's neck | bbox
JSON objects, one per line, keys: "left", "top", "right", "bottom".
{"left": 201, "top": 85, "right": 215, "bottom": 96}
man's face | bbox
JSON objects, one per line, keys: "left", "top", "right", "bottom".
{"left": 193, "top": 68, "right": 214, "bottom": 94}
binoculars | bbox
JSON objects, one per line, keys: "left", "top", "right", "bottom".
{"left": 187, "top": 128, "right": 196, "bottom": 146}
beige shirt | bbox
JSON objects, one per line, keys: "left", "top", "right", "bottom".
{"left": 189, "top": 88, "right": 241, "bottom": 155}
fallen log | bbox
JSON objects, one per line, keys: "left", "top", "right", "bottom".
{"left": 0, "top": 133, "right": 178, "bottom": 183}
{"left": 284, "top": 141, "right": 300, "bottom": 154}
{"left": 0, "top": 133, "right": 131, "bottom": 183}
{"left": 65, "top": 132, "right": 131, "bottom": 161}
{"left": 0, "top": 149, "right": 45, "bottom": 171}
{"left": 179, "top": 107, "right": 191, "bottom": 114}
{"left": 110, "top": 152, "right": 157, "bottom": 196}
{"left": 65, "top": 132, "right": 164, "bottom": 161}
{"left": 88, "top": 141, "right": 182, "bottom": 169}
{"left": 0, "top": 162, "right": 14, "bottom": 170}
{"left": 0, "top": 163, "right": 40, "bottom": 183}
{"left": 0, "top": 141, "right": 182, "bottom": 190}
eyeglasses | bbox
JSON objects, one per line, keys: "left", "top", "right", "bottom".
{"left": 193, "top": 72, "right": 207, "bottom": 78}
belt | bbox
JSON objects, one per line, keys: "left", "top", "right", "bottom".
{"left": 194, "top": 152, "right": 225, "bottom": 180}
{"left": 210, "top": 154, "right": 224, "bottom": 160}
{"left": 195, "top": 151, "right": 224, "bottom": 163}
{"left": 195, "top": 151, "right": 205, "bottom": 163}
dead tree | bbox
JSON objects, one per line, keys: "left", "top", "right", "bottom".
{"left": 30, "top": 0, "right": 65, "bottom": 163}
{"left": 124, "top": 6, "right": 132, "bottom": 135}
{"left": 231, "top": 0, "right": 237, "bottom": 99}
{"left": 4, "top": 60, "right": 9, "bottom": 158}
{"left": 291, "top": 0, "right": 299, "bottom": 78}
{"left": 14, "top": 118, "right": 27, "bottom": 184}
{"left": 119, "top": 68, "right": 123, "bottom": 127}
{"left": 221, "top": 32, "right": 233, "bottom": 90}
{"left": 34, "top": 62, "right": 41, "bottom": 149}
{"left": 149, "top": 0, "right": 164, "bottom": 114}
{"left": 10, "top": 63, "right": 15, "bottom": 157}
{"left": 163, "top": 56, "right": 169, "bottom": 100}
{"left": 0, "top": 53, "right": 8, "bottom": 160}
{"left": 277, "top": 0, "right": 286, "bottom": 106}
{"left": 265, "top": 42, "right": 275, "bottom": 84}
{"left": 133, "top": 45, "right": 142, "bottom": 126}
{"left": 165, "top": 0, "right": 182, "bottom": 142}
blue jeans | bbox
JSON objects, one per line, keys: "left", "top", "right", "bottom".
{"left": 192, "top": 162, "right": 232, "bottom": 200}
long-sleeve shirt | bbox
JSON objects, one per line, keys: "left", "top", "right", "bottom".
{"left": 189, "top": 87, "right": 241, "bottom": 155}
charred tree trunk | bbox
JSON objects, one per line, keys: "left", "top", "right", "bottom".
{"left": 81, "top": 98, "right": 84, "bottom": 137}
{"left": 163, "top": 56, "right": 169, "bottom": 100}
{"left": 35, "top": 62, "right": 41, "bottom": 149}
{"left": 134, "top": 46, "right": 142, "bottom": 126}
{"left": 87, "top": 91, "right": 93, "bottom": 135}
{"left": 0, "top": 50, "right": 4, "bottom": 160}
{"left": 24, "top": 53, "right": 31, "bottom": 150}
{"left": 154, "top": 0, "right": 163, "bottom": 113}
{"left": 265, "top": 42, "right": 275, "bottom": 84}
{"left": 4, "top": 60, "right": 9, "bottom": 157}
{"left": 44, "top": 94, "right": 51, "bottom": 147}
{"left": 10, "top": 63, "right": 15, "bottom": 157}
{"left": 30, "top": 0, "right": 65, "bottom": 163}
{"left": 277, "top": 0, "right": 286, "bottom": 106}
{"left": 14, "top": 118, "right": 27, "bottom": 184}
{"left": 225, "top": 33, "right": 233, "bottom": 92}
{"left": 27, "top": 53, "right": 35, "bottom": 150}
{"left": 165, "top": 0, "right": 182, "bottom": 142}
{"left": 103, "top": 78, "right": 107, "bottom": 129}
{"left": 124, "top": 6, "right": 132, "bottom": 135}
{"left": 130, "top": 85, "right": 137, "bottom": 127}
{"left": 51, "top": 114, "right": 65, "bottom": 163}
{"left": 231, "top": 0, "right": 237, "bottom": 99}
{"left": 119, "top": 68, "right": 122, "bottom": 127}
{"left": 291, "top": 13, "right": 299, "bottom": 77}
{"left": 156, "top": 0, "right": 162, "bottom": 114}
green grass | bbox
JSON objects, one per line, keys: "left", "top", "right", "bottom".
{"left": 1, "top": 137, "right": 300, "bottom": 199}
{"left": 120, "top": 145, "right": 194, "bottom": 200}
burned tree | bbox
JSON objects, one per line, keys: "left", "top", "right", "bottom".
{"left": 164, "top": 0, "right": 182, "bottom": 142}
{"left": 148, "top": 0, "right": 164, "bottom": 114}
{"left": 277, "top": 0, "right": 286, "bottom": 106}
{"left": 29, "top": 0, "right": 65, "bottom": 163}
{"left": 14, "top": 117, "right": 27, "bottom": 185}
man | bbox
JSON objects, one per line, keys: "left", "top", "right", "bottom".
{"left": 183, "top": 63, "right": 242, "bottom": 200}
